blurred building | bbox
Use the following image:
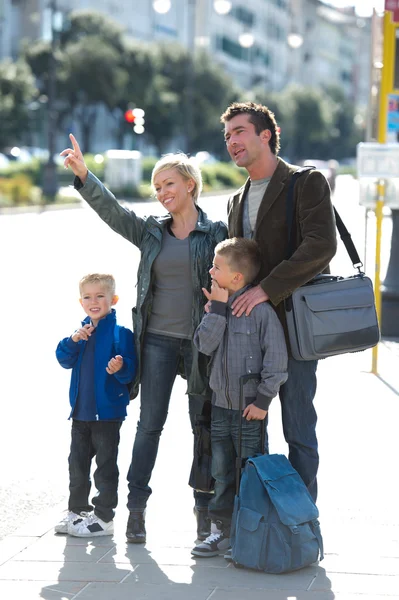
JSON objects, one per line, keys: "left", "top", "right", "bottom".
{"left": 0, "top": 0, "right": 371, "bottom": 109}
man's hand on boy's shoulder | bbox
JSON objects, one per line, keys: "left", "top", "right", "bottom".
{"left": 232, "top": 284, "right": 269, "bottom": 317}
{"left": 71, "top": 323, "right": 94, "bottom": 343}
{"left": 106, "top": 355, "right": 124, "bottom": 375}
{"left": 243, "top": 403, "right": 267, "bottom": 421}
{"left": 202, "top": 280, "right": 228, "bottom": 304}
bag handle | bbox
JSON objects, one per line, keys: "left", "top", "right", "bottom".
{"left": 286, "top": 167, "right": 363, "bottom": 272}
{"left": 236, "top": 373, "right": 266, "bottom": 495}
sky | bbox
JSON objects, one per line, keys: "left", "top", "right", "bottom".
{"left": 321, "top": 0, "right": 384, "bottom": 17}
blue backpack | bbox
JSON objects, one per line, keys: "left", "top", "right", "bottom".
{"left": 231, "top": 453, "right": 324, "bottom": 574}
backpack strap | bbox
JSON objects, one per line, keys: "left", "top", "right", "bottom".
{"left": 113, "top": 324, "right": 120, "bottom": 355}
{"left": 310, "top": 520, "right": 324, "bottom": 561}
{"left": 286, "top": 166, "right": 363, "bottom": 271}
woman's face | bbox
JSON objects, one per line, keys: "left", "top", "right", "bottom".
{"left": 153, "top": 168, "right": 194, "bottom": 213}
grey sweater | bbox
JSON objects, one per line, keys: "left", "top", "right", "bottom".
{"left": 193, "top": 287, "right": 288, "bottom": 411}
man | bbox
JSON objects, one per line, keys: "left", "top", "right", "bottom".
{"left": 220, "top": 101, "right": 337, "bottom": 501}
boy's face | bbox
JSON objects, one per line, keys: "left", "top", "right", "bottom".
{"left": 79, "top": 283, "right": 117, "bottom": 326}
{"left": 209, "top": 253, "right": 237, "bottom": 291}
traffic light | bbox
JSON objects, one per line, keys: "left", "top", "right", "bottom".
{"left": 124, "top": 109, "right": 135, "bottom": 123}
{"left": 124, "top": 107, "right": 145, "bottom": 134}
{"left": 132, "top": 108, "right": 145, "bottom": 134}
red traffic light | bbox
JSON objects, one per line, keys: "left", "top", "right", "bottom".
{"left": 124, "top": 109, "right": 135, "bottom": 123}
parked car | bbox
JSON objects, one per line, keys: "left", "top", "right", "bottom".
{"left": 303, "top": 159, "right": 338, "bottom": 193}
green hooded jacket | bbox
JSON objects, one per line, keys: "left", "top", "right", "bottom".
{"left": 76, "top": 171, "right": 228, "bottom": 398}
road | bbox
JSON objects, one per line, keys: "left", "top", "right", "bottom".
{"left": 0, "top": 175, "right": 394, "bottom": 540}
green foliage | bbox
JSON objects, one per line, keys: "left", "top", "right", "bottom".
{"left": 201, "top": 162, "right": 247, "bottom": 191}
{"left": 0, "top": 173, "right": 34, "bottom": 206}
{"left": 0, "top": 157, "right": 43, "bottom": 185}
{"left": 142, "top": 156, "right": 158, "bottom": 183}
{"left": 0, "top": 59, "right": 38, "bottom": 149}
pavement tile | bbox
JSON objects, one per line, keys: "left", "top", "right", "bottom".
{"left": 0, "top": 580, "right": 87, "bottom": 599}
{"left": 211, "top": 591, "right": 399, "bottom": 600}
{"left": 100, "top": 545, "right": 228, "bottom": 567}
{"left": 12, "top": 538, "right": 113, "bottom": 563}
{"left": 74, "top": 581, "right": 214, "bottom": 599}
{"left": 312, "top": 570, "right": 399, "bottom": 595}
{"left": 321, "top": 553, "right": 399, "bottom": 576}
{"left": 0, "top": 560, "right": 134, "bottom": 582}
{"left": 0, "top": 536, "right": 38, "bottom": 565}
{"left": 124, "top": 562, "right": 320, "bottom": 589}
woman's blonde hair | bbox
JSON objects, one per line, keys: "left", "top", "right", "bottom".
{"left": 151, "top": 153, "right": 203, "bottom": 204}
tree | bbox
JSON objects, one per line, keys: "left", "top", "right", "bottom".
{"left": 321, "top": 84, "right": 364, "bottom": 159}
{"left": 190, "top": 51, "right": 238, "bottom": 157}
{"left": 62, "top": 36, "right": 128, "bottom": 152}
{"left": 24, "top": 10, "right": 129, "bottom": 152}
{"left": 0, "top": 60, "right": 37, "bottom": 149}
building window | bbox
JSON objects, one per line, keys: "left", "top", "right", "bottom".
{"left": 231, "top": 6, "right": 254, "bottom": 27}
{"left": 217, "top": 35, "right": 246, "bottom": 60}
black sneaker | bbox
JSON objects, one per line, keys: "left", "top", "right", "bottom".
{"left": 191, "top": 522, "right": 230, "bottom": 557}
{"left": 126, "top": 511, "right": 146, "bottom": 544}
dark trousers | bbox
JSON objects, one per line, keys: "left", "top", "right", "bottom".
{"left": 68, "top": 419, "right": 122, "bottom": 523}
{"left": 209, "top": 406, "right": 263, "bottom": 529}
{"left": 266, "top": 357, "right": 319, "bottom": 501}
{"left": 127, "top": 332, "right": 213, "bottom": 511}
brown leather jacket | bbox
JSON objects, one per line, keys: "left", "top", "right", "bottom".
{"left": 227, "top": 157, "right": 337, "bottom": 352}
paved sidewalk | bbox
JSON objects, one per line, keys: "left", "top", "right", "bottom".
{"left": 0, "top": 345, "right": 398, "bottom": 599}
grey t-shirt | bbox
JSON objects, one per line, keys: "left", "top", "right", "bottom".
{"left": 147, "top": 227, "right": 193, "bottom": 339}
{"left": 243, "top": 177, "right": 271, "bottom": 239}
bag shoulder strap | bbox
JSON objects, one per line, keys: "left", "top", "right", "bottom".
{"left": 113, "top": 324, "right": 120, "bottom": 355}
{"left": 286, "top": 167, "right": 363, "bottom": 271}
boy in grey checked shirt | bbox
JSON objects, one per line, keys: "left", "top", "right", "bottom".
{"left": 191, "top": 238, "right": 288, "bottom": 559}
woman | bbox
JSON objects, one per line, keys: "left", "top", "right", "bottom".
{"left": 61, "top": 134, "right": 227, "bottom": 544}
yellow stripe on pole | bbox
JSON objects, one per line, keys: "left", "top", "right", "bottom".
{"left": 372, "top": 11, "right": 398, "bottom": 374}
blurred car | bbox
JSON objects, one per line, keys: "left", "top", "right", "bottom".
{"left": 303, "top": 159, "right": 338, "bottom": 193}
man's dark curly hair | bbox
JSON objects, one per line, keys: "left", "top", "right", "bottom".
{"left": 220, "top": 101, "right": 280, "bottom": 156}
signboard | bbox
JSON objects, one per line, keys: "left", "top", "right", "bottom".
{"left": 385, "top": 0, "right": 399, "bottom": 22}
{"left": 357, "top": 143, "right": 399, "bottom": 178}
{"left": 386, "top": 0, "right": 399, "bottom": 10}
{"left": 387, "top": 94, "right": 399, "bottom": 140}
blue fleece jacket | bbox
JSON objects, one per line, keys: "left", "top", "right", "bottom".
{"left": 56, "top": 309, "right": 136, "bottom": 420}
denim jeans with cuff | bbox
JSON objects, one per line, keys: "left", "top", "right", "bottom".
{"left": 127, "top": 332, "right": 213, "bottom": 511}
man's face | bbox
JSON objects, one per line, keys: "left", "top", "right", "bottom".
{"left": 224, "top": 113, "right": 269, "bottom": 170}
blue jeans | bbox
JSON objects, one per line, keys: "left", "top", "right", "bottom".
{"left": 267, "top": 357, "right": 318, "bottom": 501}
{"left": 209, "top": 405, "right": 263, "bottom": 528}
{"left": 68, "top": 420, "right": 122, "bottom": 523}
{"left": 127, "top": 332, "right": 213, "bottom": 511}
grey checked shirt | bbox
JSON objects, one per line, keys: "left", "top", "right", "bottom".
{"left": 194, "top": 287, "right": 288, "bottom": 411}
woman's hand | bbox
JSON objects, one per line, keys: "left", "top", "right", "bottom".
{"left": 60, "top": 133, "right": 89, "bottom": 184}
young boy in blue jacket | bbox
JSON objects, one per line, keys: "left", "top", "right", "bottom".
{"left": 191, "top": 238, "right": 288, "bottom": 557}
{"left": 55, "top": 273, "right": 136, "bottom": 537}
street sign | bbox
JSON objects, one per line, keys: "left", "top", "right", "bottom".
{"left": 385, "top": 0, "right": 399, "bottom": 11}
{"left": 387, "top": 94, "right": 399, "bottom": 140}
{"left": 357, "top": 143, "right": 399, "bottom": 178}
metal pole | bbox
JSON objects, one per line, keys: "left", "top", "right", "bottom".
{"left": 42, "top": 0, "right": 59, "bottom": 201}
{"left": 372, "top": 181, "right": 384, "bottom": 375}
{"left": 184, "top": 0, "right": 196, "bottom": 154}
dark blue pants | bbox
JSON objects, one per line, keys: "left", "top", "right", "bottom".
{"left": 209, "top": 405, "right": 263, "bottom": 528}
{"left": 269, "top": 357, "right": 319, "bottom": 501}
{"left": 127, "top": 332, "right": 213, "bottom": 511}
{"left": 68, "top": 419, "right": 122, "bottom": 523}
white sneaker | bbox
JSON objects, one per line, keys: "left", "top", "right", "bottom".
{"left": 54, "top": 511, "right": 89, "bottom": 534}
{"left": 68, "top": 513, "right": 114, "bottom": 537}
{"left": 191, "top": 521, "right": 230, "bottom": 557}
